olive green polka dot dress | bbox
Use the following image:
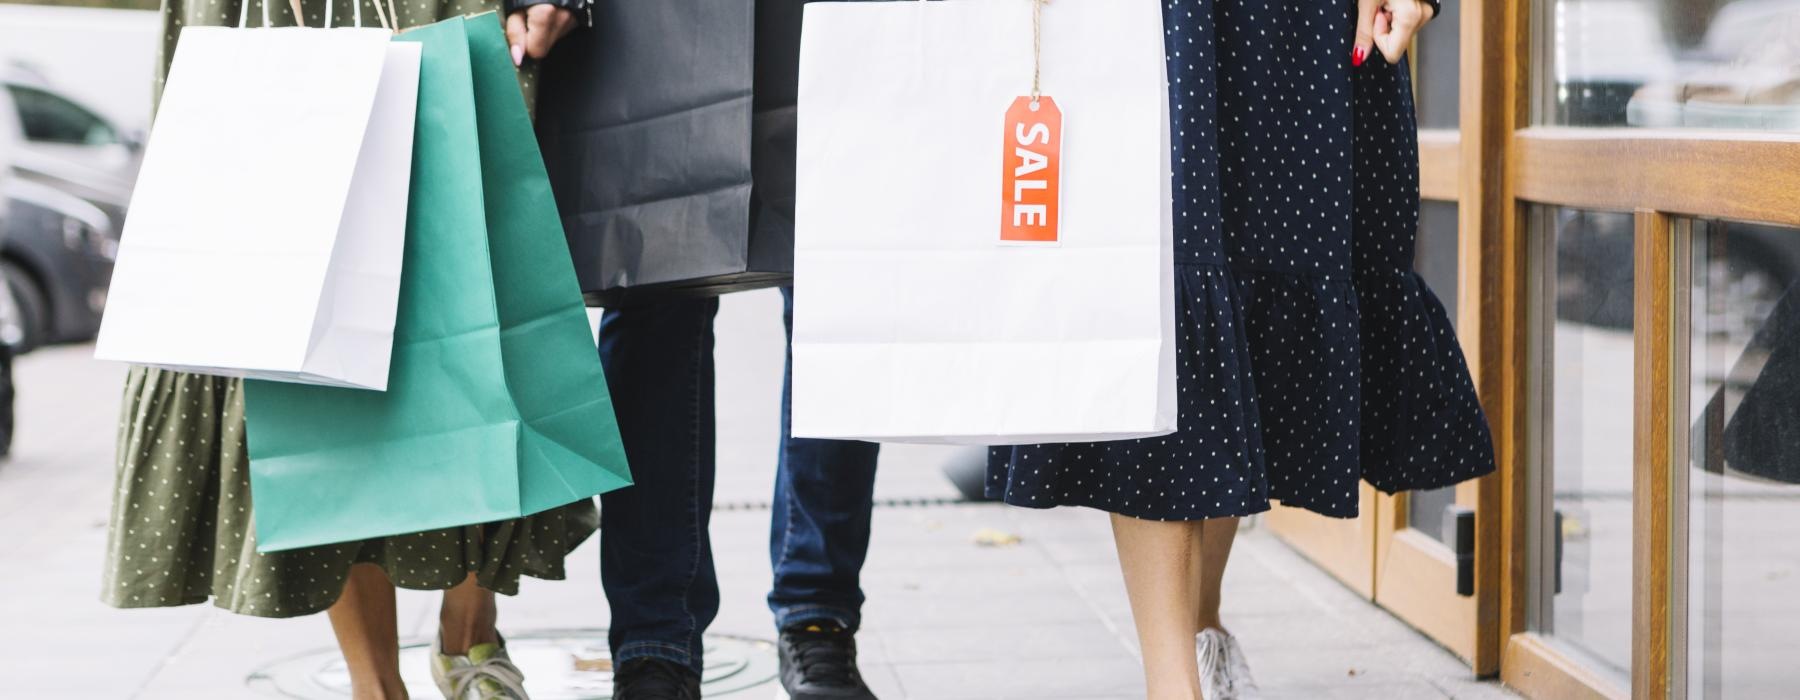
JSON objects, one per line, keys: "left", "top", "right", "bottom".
{"left": 102, "top": 0, "right": 593, "bottom": 619}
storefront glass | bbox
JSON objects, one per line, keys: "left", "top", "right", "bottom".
{"left": 1409, "top": 202, "right": 1462, "bottom": 546}
{"left": 1532, "top": 206, "right": 1636, "bottom": 681}
{"left": 1684, "top": 219, "right": 1800, "bottom": 698}
{"left": 1537, "top": 0, "right": 1800, "bottom": 131}
{"left": 1407, "top": 0, "right": 1464, "bottom": 548}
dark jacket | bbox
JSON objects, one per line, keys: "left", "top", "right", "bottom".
{"left": 533, "top": 0, "right": 806, "bottom": 306}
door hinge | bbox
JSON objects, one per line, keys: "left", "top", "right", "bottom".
{"left": 1553, "top": 509, "right": 1564, "bottom": 595}
{"left": 1445, "top": 505, "right": 1476, "bottom": 597}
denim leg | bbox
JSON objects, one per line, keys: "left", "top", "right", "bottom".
{"left": 598, "top": 297, "right": 721, "bottom": 675}
{"left": 769, "top": 286, "right": 881, "bottom": 631}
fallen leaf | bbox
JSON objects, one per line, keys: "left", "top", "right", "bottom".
{"left": 972, "top": 528, "right": 1023, "bottom": 547}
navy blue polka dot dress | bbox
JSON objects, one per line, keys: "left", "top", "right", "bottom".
{"left": 986, "top": 0, "right": 1496, "bottom": 520}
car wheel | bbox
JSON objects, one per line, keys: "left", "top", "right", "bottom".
{"left": 1, "top": 261, "right": 49, "bottom": 353}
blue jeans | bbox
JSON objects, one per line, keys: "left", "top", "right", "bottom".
{"left": 597, "top": 288, "right": 880, "bottom": 674}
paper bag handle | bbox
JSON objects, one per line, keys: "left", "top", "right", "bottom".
{"left": 235, "top": 0, "right": 397, "bottom": 31}
{"left": 1029, "top": 0, "right": 1047, "bottom": 101}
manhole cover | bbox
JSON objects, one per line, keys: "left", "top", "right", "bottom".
{"left": 248, "top": 629, "right": 778, "bottom": 698}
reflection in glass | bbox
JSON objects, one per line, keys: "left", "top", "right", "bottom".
{"left": 1415, "top": 202, "right": 1461, "bottom": 327}
{"left": 1414, "top": 0, "right": 1461, "bottom": 130}
{"left": 1686, "top": 219, "right": 1800, "bottom": 699}
{"left": 1535, "top": 207, "right": 1634, "bottom": 680}
{"left": 1537, "top": 0, "right": 1800, "bottom": 131}
{"left": 1409, "top": 202, "right": 1461, "bottom": 544}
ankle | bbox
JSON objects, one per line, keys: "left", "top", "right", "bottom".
{"left": 438, "top": 582, "right": 499, "bottom": 655}
{"left": 437, "top": 622, "right": 500, "bottom": 656}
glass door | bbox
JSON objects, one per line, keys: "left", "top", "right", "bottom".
{"left": 1683, "top": 219, "right": 1800, "bottom": 699}
{"left": 1267, "top": 0, "right": 1507, "bottom": 673}
{"left": 1501, "top": 0, "right": 1800, "bottom": 697}
{"left": 1369, "top": 0, "right": 1505, "bottom": 672}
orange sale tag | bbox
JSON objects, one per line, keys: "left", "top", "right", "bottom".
{"left": 1000, "top": 96, "right": 1063, "bottom": 244}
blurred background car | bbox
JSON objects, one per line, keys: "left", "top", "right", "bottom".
{"left": 0, "top": 64, "right": 127, "bottom": 351}
{"left": 0, "top": 175, "right": 113, "bottom": 351}
{"left": 0, "top": 63, "right": 141, "bottom": 228}
{"left": 0, "top": 120, "right": 24, "bottom": 455}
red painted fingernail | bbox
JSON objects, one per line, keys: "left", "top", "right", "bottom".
{"left": 1351, "top": 46, "right": 1367, "bottom": 66}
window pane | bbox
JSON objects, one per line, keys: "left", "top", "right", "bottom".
{"left": 1414, "top": 0, "right": 1462, "bottom": 130}
{"left": 1534, "top": 206, "right": 1634, "bottom": 680}
{"left": 1415, "top": 201, "right": 1461, "bottom": 326}
{"left": 1686, "top": 219, "right": 1800, "bottom": 698}
{"left": 1409, "top": 201, "right": 1462, "bottom": 544}
{"left": 1535, "top": 0, "right": 1800, "bottom": 131}
{"left": 7, "top": 86, "right": 116, "bottom": 145}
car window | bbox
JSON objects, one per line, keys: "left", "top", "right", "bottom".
{"left": 6, "top": 85, "right": 117, "bottom": 146}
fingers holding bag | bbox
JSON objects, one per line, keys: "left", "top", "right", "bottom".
{"left": 1352, "top": 0, "right": 1437, "bottom": 66}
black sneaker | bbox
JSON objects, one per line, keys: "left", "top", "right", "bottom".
{"left": 612, "top": 658, "right": 700, "bottom": 700}
{"left": 778, "top": 621, "right": 878, "bottom": 700}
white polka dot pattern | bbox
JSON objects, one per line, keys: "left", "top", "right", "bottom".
{"left": 988, "top": 0, "right": 1495, "bottom": 521}
{"left": 101, "top": 369, "right": 598, "bottom": 618}
{"left": 109, "top": 0, "right": 580, "bottom": 615}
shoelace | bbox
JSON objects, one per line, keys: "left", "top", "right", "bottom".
{"left": 785, "top": 630, "right": 859, "bottom": 688}
{"left": 1198, "top": 634, "right": 1229, "bottom": 688}
{"left": 444, "top": 656, "right": 528, "bottom": 700}
{"left": 1222, "top": 637, "right": 1259, "bottom": 691}
{"left": 614, "top": 661, "right": 699, "bottom": 700}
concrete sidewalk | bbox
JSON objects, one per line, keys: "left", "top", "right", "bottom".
{"left": 0, "top": 290, "right": 1516, "bottom": 698}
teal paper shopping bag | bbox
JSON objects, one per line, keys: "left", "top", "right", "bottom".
{"left": 244, "top": 14, "right": 631, "bottom": 552}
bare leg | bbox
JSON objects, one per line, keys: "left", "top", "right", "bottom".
{"left": 1194, "top": 517, "right": 1240, "bottom": 633}
{"left": 438, "top": 573, "right": 500, "bottom": 655}
{"left": 1112, "top": 513, "right": 1204, "bottom": 700}
{"left": 328, "top": 563, "right": 409, "bottom": 700}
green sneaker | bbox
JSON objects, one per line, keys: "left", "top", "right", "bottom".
{"left": 431, "top": 634, "right": 530, "bottom": 700}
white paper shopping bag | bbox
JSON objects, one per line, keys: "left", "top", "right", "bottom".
{"left": 95, "top": 18, "right": 420, "bottom": 391}
{"left": 792, "top": 0, "right": 1174, "bottom": 444}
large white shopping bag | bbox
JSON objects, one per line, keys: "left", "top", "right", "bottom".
{"left": 792, "top": 0, "right": 1174, "bottom": 444}
{"left": 95, "top": 11, "right": 421, "bottom": 391}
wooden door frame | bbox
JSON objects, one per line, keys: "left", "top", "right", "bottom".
{"left": 1275, "top": 0, "right": 1800, "bottom": 693}
{"left": 1281, "top": 0, "right": 1512, "bottom": 673}
{"left": 1486, "top": 0, "right": 1800, "bottom": 697}
{"left": 1264, "top": 486, "right": 1380, "bottom": 599}
{"left": 1369, "top": 128, "right": 1495, "bottom": 673}
{"left": 1498, "top": 129, "right": 1800, "bottom": 700}
{"left": 1368, "top": 0, "right": 1512, "bottom": 676}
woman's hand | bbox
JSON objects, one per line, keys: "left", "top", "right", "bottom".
{"left": 1353, "top": 0, "right": 1436, "bottom": 66}
{"left": 505, "top": 4, "right": 578, "bottom": 66}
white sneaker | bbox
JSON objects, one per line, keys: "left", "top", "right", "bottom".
{"left": 431, "top": 634, "right": 530, "bottom": 700}
{"left": 1196, "top": 627, "right": 1261, "bottom": 700}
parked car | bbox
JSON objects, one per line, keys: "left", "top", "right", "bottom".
{"left": 0, "top": 67, "right": 127, "bottom": 350}
{"left": 0, "top": 136, "right": 23, "bottom": 455}
{"left": 0, "top": 64, "right": 141, "bottom": 229}
{"left": 0, "top": 176, "right": 112, "bottom": 351}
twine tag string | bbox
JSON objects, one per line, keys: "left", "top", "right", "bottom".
{"left": 1030, "top": 0, "right": 1049, "bottom": 105}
